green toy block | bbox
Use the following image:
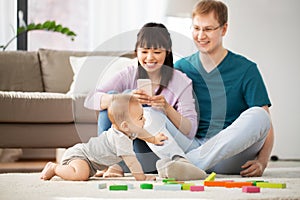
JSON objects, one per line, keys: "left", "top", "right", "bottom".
{"left": 109, "top": 185, "right": 128, "bottom": 191}
{"left": 140, "top": 183, "right": 153, "bottom": 189}
{"left": 162, "top": 178, "right": 176, "bottom": 183}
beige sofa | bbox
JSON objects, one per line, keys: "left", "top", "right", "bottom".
{"left": 0, "top": 48, "right": 135, "bottom": 148}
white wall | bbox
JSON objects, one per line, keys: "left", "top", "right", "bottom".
{"left": 222, "top": 0, "right": 300, "bottom": 159}
{"left": 0, "top": 0, "right": 17, "bottom": 51}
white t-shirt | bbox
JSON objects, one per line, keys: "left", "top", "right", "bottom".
{"left": 81, "top": 127, "right": 135, "bottom": 166}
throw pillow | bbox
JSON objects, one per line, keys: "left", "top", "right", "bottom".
{"left": 68, "top": 56, "right": 137, "bottom": 96}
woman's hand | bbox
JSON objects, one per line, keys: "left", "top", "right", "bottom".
{"left": 149, "top": 95, "right": 170, "bottom": 112}
{"left": 132, "top": 89, "right": 151, "bottom": 105}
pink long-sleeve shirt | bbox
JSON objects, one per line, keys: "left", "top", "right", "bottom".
{"left": 84, "top": 65, "right": 198, "bottom": 139}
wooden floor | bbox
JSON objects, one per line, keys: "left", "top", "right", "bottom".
{"left": 0, "top": 160, "right": 55, "bottom": 173}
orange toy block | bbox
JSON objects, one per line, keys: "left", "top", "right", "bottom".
{"left": 204, "top": 181, "right": 233, "bottom": 187}
{"left": 225, "top": 182, "right": 253, "bottom": 188}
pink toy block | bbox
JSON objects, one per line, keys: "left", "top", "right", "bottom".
{"left": 190, "top": 185, "right": 205, "bottom": 192}
{"left": 242, "top": 186, "right": 260, "bottom": 193}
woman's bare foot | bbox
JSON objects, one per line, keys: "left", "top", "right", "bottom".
{"left": 40, "top": 162, "right": 57, "bottom": 180}
{"left": 103, "top": 164, "right": 124, "bottom": 178}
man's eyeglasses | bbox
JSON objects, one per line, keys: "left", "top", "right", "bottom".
{"left": 191, "top": 25, "right": 222, "bottom": 34}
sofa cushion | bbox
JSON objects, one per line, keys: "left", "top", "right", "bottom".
{"left": 38, "top": 49, "right": 136, "bottom": 93}
{"left": 0, "top": 51, "right": 43, "bottom": 92}
{"left": 68, "top": 56, "right": 137, "bottom": 95}
{"left": 0, "top": 91, "right": 73, "bottom": 123}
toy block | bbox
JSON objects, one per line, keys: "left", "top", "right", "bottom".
{"left": 165, "top": 180, "right": 185, "bottom": 184}
{"left": 256, "top": 182, "right": 286, "bottom": 189}
{"left": 247, "top": 180, "right": 267, "bottom": 186}
{"left": 190, "top": 185, "right": 205, "bottom": 192}
{"left": 154, "top": 184, "right": 182, "bottom": 191}
{"left": 225, "top": 182, "right": 253, "bottom": 188}
{"left": 242, "top": 186, "right": 260, "bottom": 193}
{"left": 204, "top": 172, "right": 216, "bottom": 181}
{"left": 204, "top": 181, "right": 230, "bottom": 187}
{"left": 182, "top": 183, "right": 195, "bottom": 190}
{"left": 162, "top": 178, "right": 176, "bottom": 183}
{"left": 126, "top": 183, "right": 134, "bottom": 189}
{"left": 98, "top": 183, "right": 107, "bottom": 189}
{"left": 140, "top": 183, "right": 153, "bottom": 189}
{"left": 109, "top": 185, "right": 128, "bottom": 191}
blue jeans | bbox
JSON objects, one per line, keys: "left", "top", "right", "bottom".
{"left": 98, "top": 104, "right": 159, "bottom": 173}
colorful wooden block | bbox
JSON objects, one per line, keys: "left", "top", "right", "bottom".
{"left": 109, "top": 185, "right": 128, "bottom": 191}
{"left": 247, "top": 180, "right": 267, "bottom": 186}
{"left": 140, "top": 183, "right": 153, "bottom": 189}
{"left": 242, "top": 186, "right": 260, "bottom": 193}
{"left": 154, "top": 184, "right": 182, "bottom": 191}
{"left": 162, "top": 178, "right": 176, "bottom": 183}
{"left": 204, "top": 181, "right": 232, "bottom": 187}
{"left": 204, "top": 172, "right": 216, "bottom": 181}
{"left": 98, "top": 183, "right": 107, "bottom": 189}
{"left": 225, "top": 182, "right": 253, "bottom": 188}
{"left": 256, "top": 182, "right": 286, "bottom": 189}
{"left": 182, "top": 183, "right": 195, "bottom": 190}
{"left": 126, "top": 183, "right": 134, "bottom": 189}
{"left": 190, "top": 185, "right": 205, "bottom": 192}
{"left": 165, "top": 180, "right": 185, "bottom": 184}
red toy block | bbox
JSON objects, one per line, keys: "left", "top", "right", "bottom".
{"left": 242, "top": 186, "right": 260, "bottom": 193}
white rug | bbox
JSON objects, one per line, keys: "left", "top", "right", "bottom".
{"left": 1, "top": 161, "right": 300, "bottom": 200}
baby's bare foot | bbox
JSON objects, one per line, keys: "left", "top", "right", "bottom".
{"left": 40, "top": 162, "right": 57, "bottom": 180}
{"left": 103, "top": 164, "right": 124, "bottom": 178}
{"left": 94, "top": 169, "right": 107, "bottom": 177}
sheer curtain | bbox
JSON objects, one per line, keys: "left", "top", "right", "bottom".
{"left": 0, "top": 0, "right": 17, "bottom": 51}
{"left": 88, "top": 0, "right": 167, "bottom": 51}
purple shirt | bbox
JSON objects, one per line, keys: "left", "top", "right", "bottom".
{"left": 84, "top": 65, "right": 198, "bottom": 139}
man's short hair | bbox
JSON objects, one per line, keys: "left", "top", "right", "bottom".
{"left": 192, "top": 0, "right": 228, "bottom": 26}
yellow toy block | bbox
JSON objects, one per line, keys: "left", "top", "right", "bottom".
{"left": 256, "top": 182, "right": 286, "bottom": 189}
{"left": 182, "top": 183, "right": 195, "bottom": 190}
{"left": 204, "top": 172, "right": 216, "bottom": 181}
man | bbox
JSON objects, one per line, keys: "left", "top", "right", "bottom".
{"left": 174, "top": 0, "right": 274, "bottom": 177}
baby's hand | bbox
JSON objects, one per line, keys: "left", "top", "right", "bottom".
{"left": 145, "top": 175, "right": 156, "bottom": 181}
{"left": 154, "top": 132, "right": 168, "bottom": 145}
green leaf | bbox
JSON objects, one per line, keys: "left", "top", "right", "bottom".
{"left": 42, "top": 21, "right": 52, "bottom": 29}
{"left": 61, "top": 27, "right": 70, "bottom": 34}
{"left": 27, "top": 23, "right": 36, "bottom": 31}
{"left": 47, "top": 21, "right": 56, "bottom": 30}
{"left": 3, "top": 20, "right": 77, "bottom": 51}
{"left": 17, "top": 26, "right": 26, "bottom": 34}
{"left": 35, "top": 23, "right": 43, "bottom": 29}
{"left": 67, "top": 31, "right": 76, "bottom": 36}
{"left": 54, "top": 25, "right": 63, "bottom": 32}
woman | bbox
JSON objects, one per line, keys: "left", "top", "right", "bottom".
{"left": 84, "top": 23, "right": 205, "bottom": 180}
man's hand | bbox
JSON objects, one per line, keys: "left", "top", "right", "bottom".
{"left": 240, "top": 159, "right": 267, "bottom": 177}
{"left": 153, "top": 132, "right": 168, "bottom": 145}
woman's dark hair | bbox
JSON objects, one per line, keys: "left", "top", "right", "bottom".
{"left": 135, "top": 22, "right": 174, "bottom": 95}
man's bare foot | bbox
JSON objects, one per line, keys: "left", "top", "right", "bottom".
{"left": 103, "top": 164, "right": 124, "bottom": 178}
{"left": 40, "top": 162, "right": 57, "bottom": 180}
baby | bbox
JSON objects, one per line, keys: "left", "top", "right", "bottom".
{"left": 40, "top": 94, "right": 167, "bottom": 181}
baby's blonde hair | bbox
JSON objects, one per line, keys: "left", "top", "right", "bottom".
{"left": 107, "top": 94, "right": 139, "bottom": 128}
